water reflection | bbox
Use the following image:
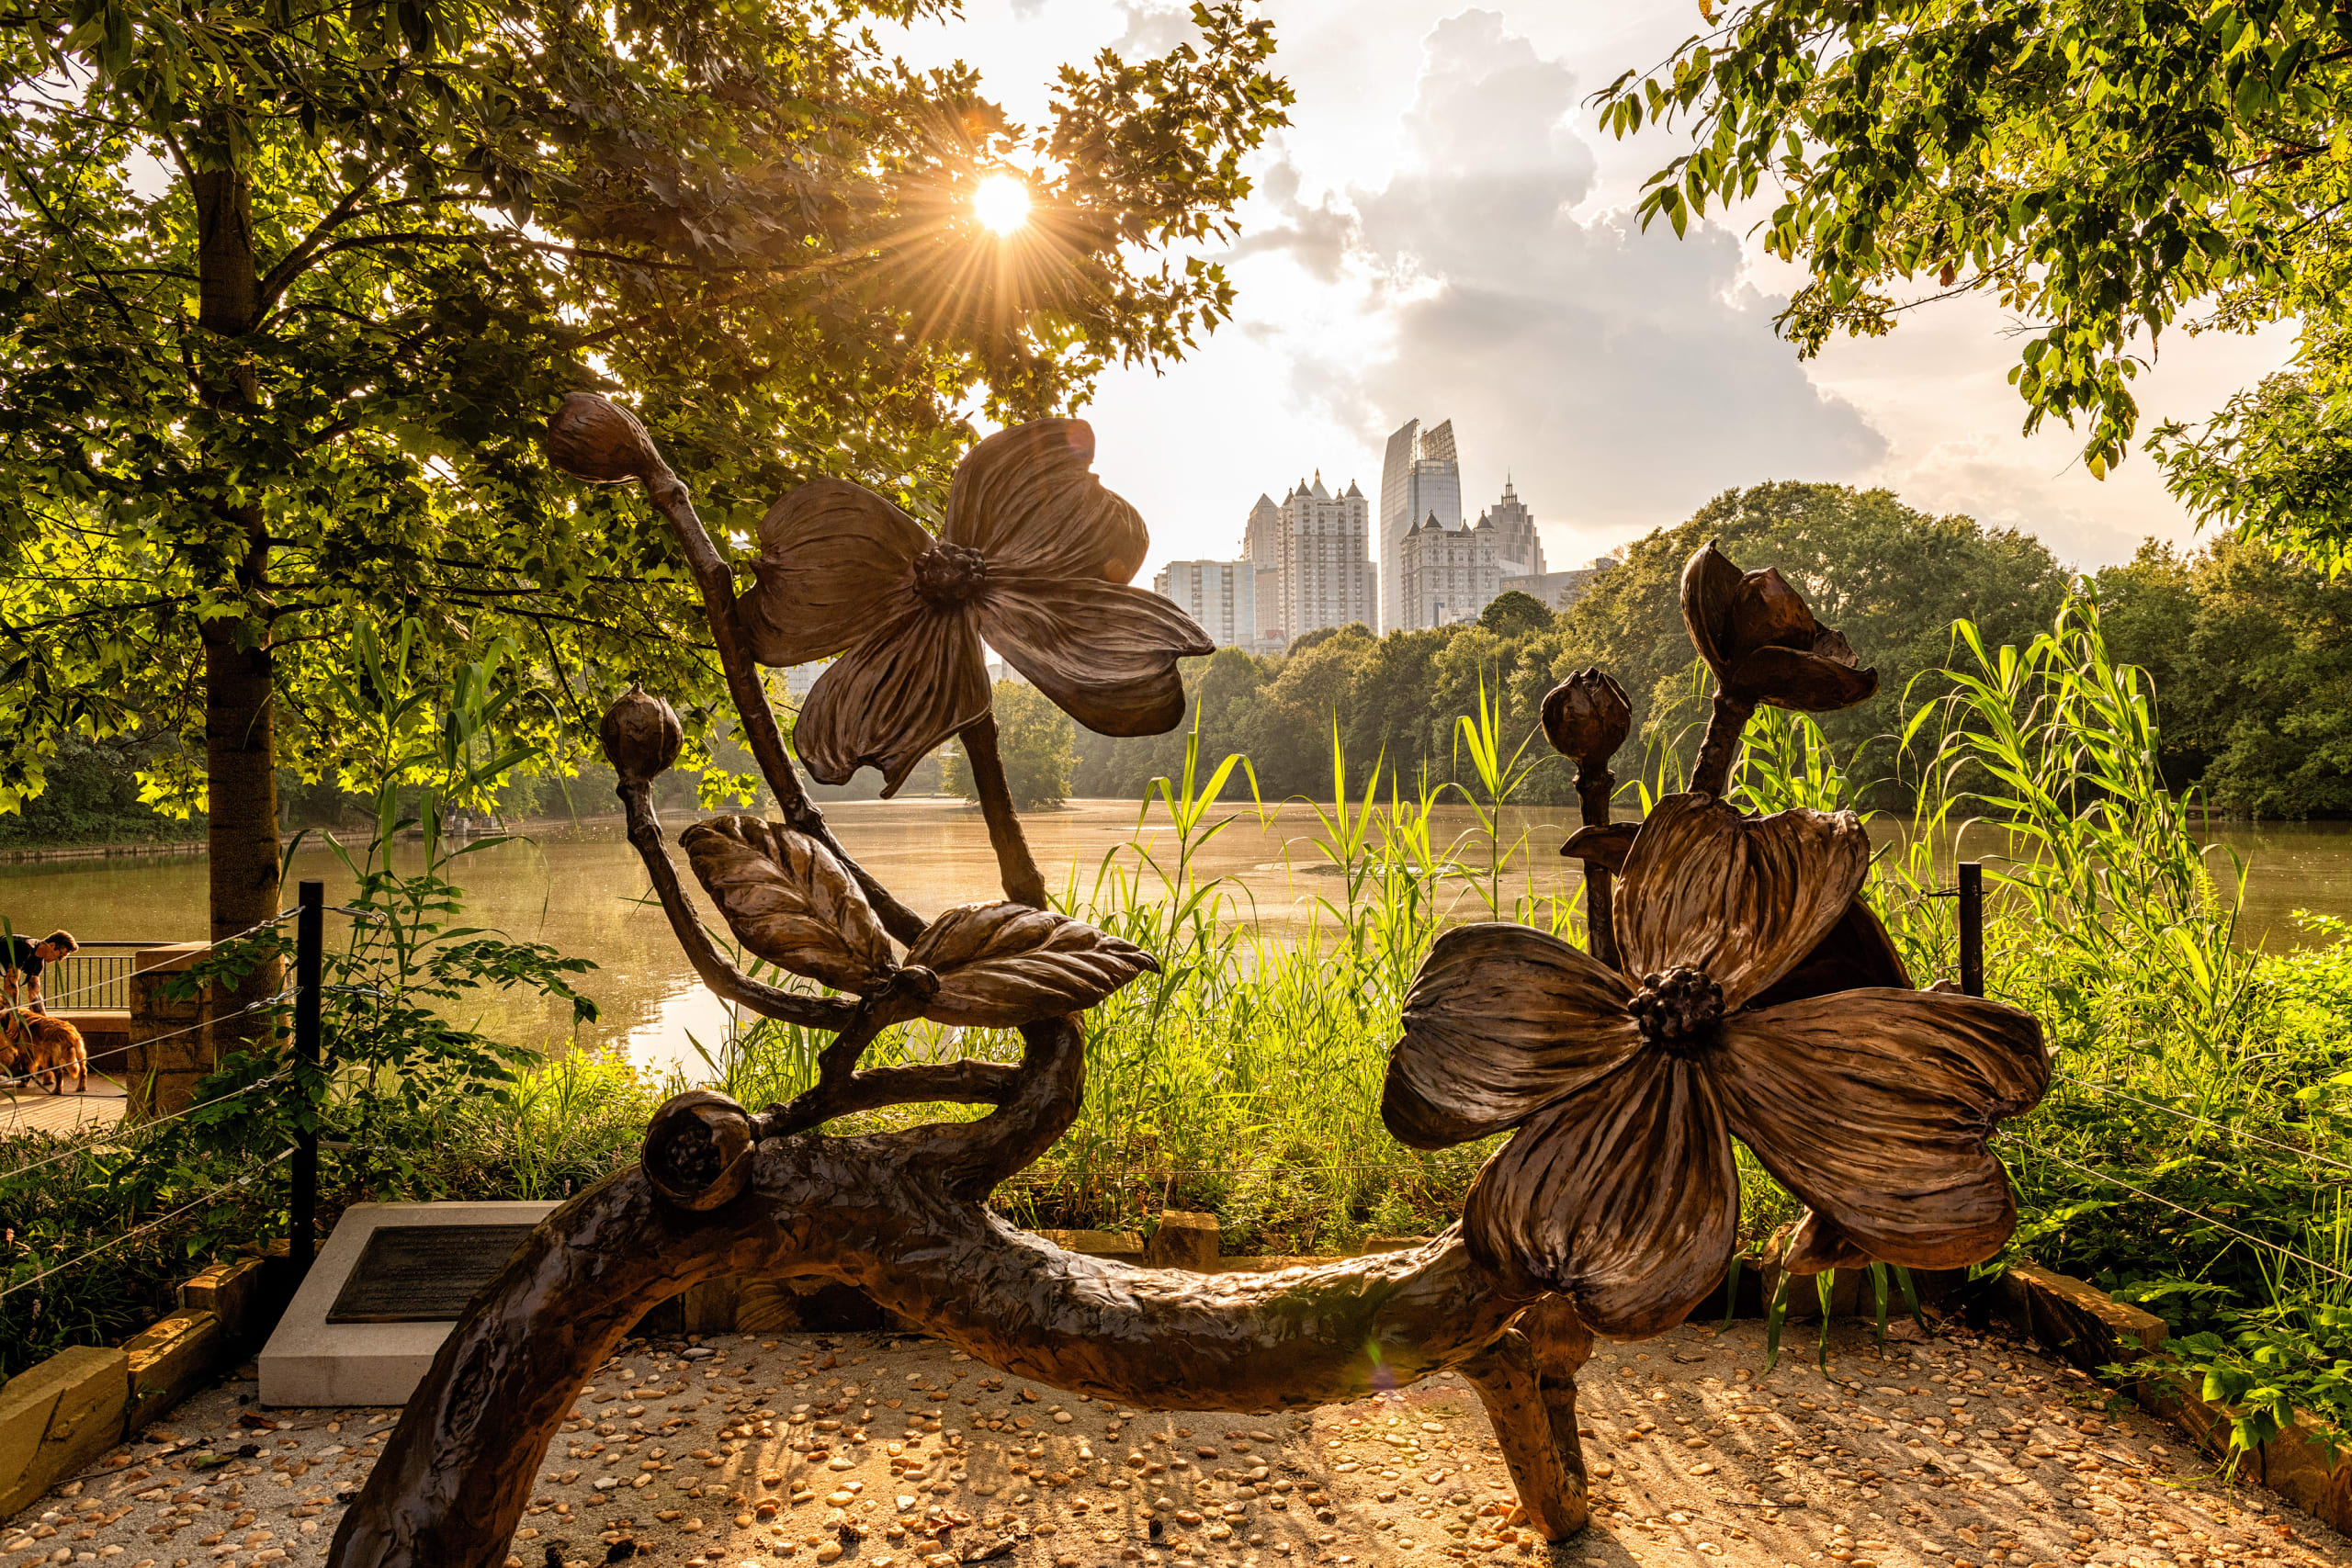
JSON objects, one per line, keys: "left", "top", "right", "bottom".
{"left": 6, "top": 800, "right": 2346, "bottom": 1073}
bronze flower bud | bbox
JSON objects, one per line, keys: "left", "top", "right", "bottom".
{"left": 642, "top": 1089, "right": 755, "bottom": 1211}
{"left": 1541, "top": 667, "right": 1631, "bottom": 768}
{"left": 601, "top": 686, "right": 683, "bottom": 784}
{"left": 1679, "top": 540, "right": 1877, "bottom": 712}
{"left": 548, "top": 392, "right": 663, "bottom": 485}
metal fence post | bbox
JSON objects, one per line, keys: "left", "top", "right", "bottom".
{"left": 291, "top": 880, "right": 323, "bottom": 1274}
{"left": 1959, "top": 861, "right": 1984, "bottom": 998}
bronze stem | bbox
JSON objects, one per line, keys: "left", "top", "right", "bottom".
{"left": 1690, "top": 689, "right": 1757, "bottom": 799}
{"left": 325, "top": 1138, "right": 1572, "bottom": 1568}
{"left": 617, "top": 778, "right": 858, "bottom": 1032}
{"left": 635, "top": 465, "right": 928, "bottom": 946}
{"left": 960, "top": 712, "right": 1048, "bottom": 908}
{"left": 1574, "top": 763, "right": 1618, "bottom": 972}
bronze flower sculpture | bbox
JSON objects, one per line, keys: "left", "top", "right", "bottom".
{"left": 736, "top": 420, "right": 1213, "bottom": 795}
{"left": 1384, "top": 792, "right": 2049, "bottom": 1337}
{"left": 328, "top": 395, "right": 2049, "bottom": 1568}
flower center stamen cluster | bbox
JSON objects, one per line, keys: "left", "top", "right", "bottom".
{"left": 912, "top": 542, "right": 989, "bottom": 606}
{"left": 1629, "top": 966, "right": 1724, "bottom": 1058}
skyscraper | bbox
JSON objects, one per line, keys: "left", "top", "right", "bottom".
{"left": 1272, "top": 471, "right": 1375, "bottom": 642}
{"left": 1479, "top": 477, "right": 1544, "bottom": 580}
{"left": 1240, "top": 492, "right": 1284, "bottom": 649}
{"left": 1152, "top": 559, "right": 1257, "bottom": 649}
{"left": 1379, "top": 418, "right": 1462, "bottom": 633}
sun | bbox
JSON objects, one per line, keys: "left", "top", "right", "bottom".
{"left": 973, "top": 174, "right": 1032, "bottom": 237}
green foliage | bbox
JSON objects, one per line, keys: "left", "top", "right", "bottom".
{"left": 2091, "top": 537, "right": 2352, "bottom": 817}
{"left": 1476, "top": 588, "right": 1555, "bottom": 638}
{"left": 942, "top": 682, "right": 1076, "bottom": 809}
{"left": 1599, "top": 2, "right": 2352, "bottom": 500}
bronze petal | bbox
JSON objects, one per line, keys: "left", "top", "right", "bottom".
{"left": 1716, "top": 988, "right": 2050, "bottom": 1269}
{"left": 944, "top": 420, "right": 1149, "bottom": 584}
{"left": 794, "top": 603, "right": 990, "bottom": 795}
{"left": 1464, "top": 1053, "right": 1738, "bottom": 1339}
{"left": 1615, "top": 793, "right": 1871, "bottom": 1008}
{"left": 1776, "top": 1210, "right": 1872, "bottom": 1276}
{"left": 1724, "top": 568, "right": 1820, "bottom": 664}
{"left": 1559, "top": 821, "right": 1635, "bottom": 874}
{"left": 1678, "top": 541, "right": 1745, "bottom": 676}
{"left": 677, "top": 816, "right": 896, "bottom": 993}
{"left": 1382, "top": 924, "right": 1640, "bottom": 1150}
{"left": 1744, "top": 898, "right": 1912, "bottom": 1010}
{"left": 1724, "top": 645, "right": 1880, "bottom": 713}
{"left": 978, "top": 576, "right": 1213, "bottom": 738}
{"left": 741, "top": 479, "right": 933, "bottom": 667}
{"left": 906, "top": 901, "right": 1160, "bottom": 1027}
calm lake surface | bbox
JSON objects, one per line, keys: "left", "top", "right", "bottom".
{"left": 9, "top": 799, "right": 2348, "bottom": 1075}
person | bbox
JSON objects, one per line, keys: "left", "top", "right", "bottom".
{"left": 4, "top": 931, "right": 77, "bottom": 1014}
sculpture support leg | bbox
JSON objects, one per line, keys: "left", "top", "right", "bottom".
{"left": 1460, "top": 1297, "right": 1593, "bottom": 1542}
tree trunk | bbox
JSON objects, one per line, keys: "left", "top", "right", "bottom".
{"left": 191, "top": 126, "right": 281, "bottom": 1024}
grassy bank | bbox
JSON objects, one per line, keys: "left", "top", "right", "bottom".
{"left": 6, "top": 600, "right": 2348, "bottom": 1459}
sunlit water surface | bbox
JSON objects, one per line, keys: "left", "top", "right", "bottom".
{"left": 7, "top": 801, "right": 2346, "bottom": 1076}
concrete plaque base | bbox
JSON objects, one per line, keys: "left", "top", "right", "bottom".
{"left": 258, "top": 1201, "right": 556, "bottom": 1407}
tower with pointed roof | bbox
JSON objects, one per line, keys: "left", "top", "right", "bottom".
{"left": 1379, "top": 418, "right": 1464, "bottom": 632}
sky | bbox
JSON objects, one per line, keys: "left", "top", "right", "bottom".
{"left": 882, "top": 0, "right": 2300, "bottom": 581}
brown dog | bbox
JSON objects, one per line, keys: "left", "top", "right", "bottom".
{"left": 2, "top": 1010, "right": 86, "bottom": 1094}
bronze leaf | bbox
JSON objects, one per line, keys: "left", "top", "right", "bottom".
{"left": 793, "top": 601, "right": 992, "bottom": 795}
{"left": 1383, "top": 924, "right": 1640, "bottom": 1150}
{"left": 1718, "top": 988, "right": 2050, "bottom": 1269}
{"left": 905, "top": 901, "right": 1160, "bottom": 1027}
{"left": 944, "top": 419, "right": 1149, "bottom": 584}
{"left": 741, "top": 479, "right": 933, "bottom": 668}
{"left": 1464, "top": 1053, "right": 1738, "bottom": 1339}
{"left": 978, "top": 576, "right": 1214, "bottom": 738}
{"left": 678, "top": 816, "right": 897, "bottom": 994}
{"left": 1559, "top": 821, "right": 1635, "bottom": 873}
{"left": 1727, "top": 643, "right": 1880, "bottom": 713}
{"left": 1613, "top": 793, "right": 1870, "bottom": 1009}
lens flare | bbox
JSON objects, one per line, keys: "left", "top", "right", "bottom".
{"left": 973, "top": 174, "right": 1032, "bottom": 237}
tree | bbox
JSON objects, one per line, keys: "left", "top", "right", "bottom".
{"left": 2095, "top": 537, "right": 2352, "bottom": 816}
{"left": 944, "top": 682, "right": 1074, "bottom": 809}
{"left": 1478, "top": 589, "right": 1555, "bottom": 639}
{"left": 0, "top": 0, "right": 1290, "bottom": 988}
{"left": 1600, "top": 3, "right": 2352, "bottom": 569}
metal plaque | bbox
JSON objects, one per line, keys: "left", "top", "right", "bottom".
{"left": 325, "top": 1224, "right": 539, "bottom": 1324}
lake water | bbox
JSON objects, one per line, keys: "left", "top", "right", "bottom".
{"left": 8, "top": 799, "right": 2348, "bottom": 1075}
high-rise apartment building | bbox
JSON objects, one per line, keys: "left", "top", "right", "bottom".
{"left": 1480, "top": 478, "right": 1544, "bottom": 579}
{"left": 1240, "top": 493, "right": 1284, "bottom": 649}
{"left": 1152, "top": 558, "right": 1258, "bottom": 649}
{"left": 1270, "top": 472, "right": 1376, "bottom": 643}
{"left": 1379, "top": 418, "right": 1462, "bottom": 633}
{"left": 1398, "top": 509, "right": 1500, "bottom": 629}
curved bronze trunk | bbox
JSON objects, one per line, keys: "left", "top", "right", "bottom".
{"left": 326, "top": 1139, "right": 1579, "bottom": 1568}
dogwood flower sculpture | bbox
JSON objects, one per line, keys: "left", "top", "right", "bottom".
{"left": 1383, "top": 791, "right": 2050, "bottom": 1339}
{"left": 734, "top": 419, "right": 1214, "bottom": 794}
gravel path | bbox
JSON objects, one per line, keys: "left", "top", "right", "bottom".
{"left": 6, "top": 1318, "right": 2346, "bottom": 1568}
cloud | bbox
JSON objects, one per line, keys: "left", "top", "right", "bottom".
{"left": 1247, "top": 10, "right": 1887, "bottom": 560}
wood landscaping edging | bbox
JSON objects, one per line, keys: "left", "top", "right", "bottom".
{"left": 0, "top": 1252, "right": 292, "bottom": 1516}
{"left": 6, "top": 1216, "right": 2349, "bottom": 1538}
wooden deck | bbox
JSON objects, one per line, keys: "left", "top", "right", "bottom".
{"left": 1, "top": 1073, "right": 130, "bottom": 1138}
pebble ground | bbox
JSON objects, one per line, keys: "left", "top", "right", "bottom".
{"left": 6, "top": 1318, "right": 2346, "bottom": 1568}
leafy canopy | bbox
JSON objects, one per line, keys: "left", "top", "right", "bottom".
{"left": 0, "top": 0, "right": 1291, "bottom": 811}
{"left": 1598, "top": 1, "right": 2352, "bottom": 570}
